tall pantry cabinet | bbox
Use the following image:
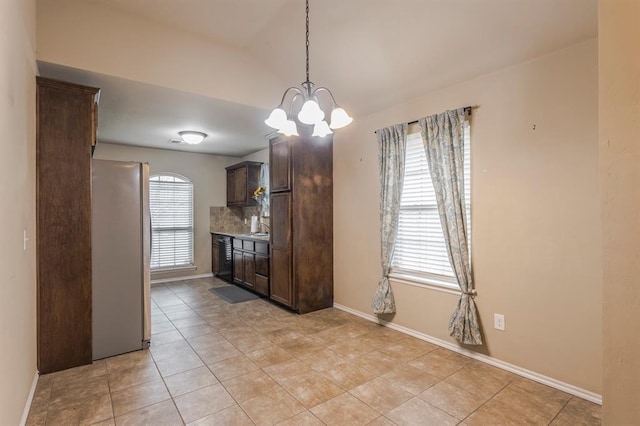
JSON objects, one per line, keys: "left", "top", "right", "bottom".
{"left": 269, "top": 133, "right": 333, "bottom": 314}
{"left": 36, "top": 77, "right": 99, "bottom": 373}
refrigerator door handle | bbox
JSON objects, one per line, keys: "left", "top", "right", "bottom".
{"left": 141, "top": 162, "right": 152, "bottom": 345}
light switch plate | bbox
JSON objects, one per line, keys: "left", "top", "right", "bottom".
{"left": 494, "top": 313, "right": 505, "bottom": 331}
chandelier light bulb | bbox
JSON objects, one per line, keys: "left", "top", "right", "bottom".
{"left": 264, "top": 108, "right": 288, "bottom": 130}
{"left": 278, "top": 119, "right": 299, "bottom": 137}
{"left": 312, "top": 120, "right": 333, "bottom": 137}
{"left": 329, "top": 107, "right": 353, "bottom": 129}
{"left": 297, "top": 99, "right": 325, "bottom": 125}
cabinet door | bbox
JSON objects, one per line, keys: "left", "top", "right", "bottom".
{"left": 269, "top": 192, "right": 293, "bottom": 307}
{"left": 270, "top": 137, "right": 290, "bottom": 192}
{"left": 255, "top": 254, "right": 269, "bottom": 277}
{"left": 211, "top": 236, "right": 220, "bottom": 275}
{"left": 243, "top": 252, "right": 255, "bottom": 287}
{"left": 232, "top": 250, "right": 244, "bottom": 283}
{"left": 234, "top": 167, "right": 247, "bottom": 204}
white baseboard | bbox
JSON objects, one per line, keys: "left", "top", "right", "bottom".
{"left": 333, "top": 303, "right": 602, "bottom": 405}
{"left": 19, "top": 371, "right": 39, "bottom": 426}
{"left": 151, "top": 273, "right": 213, "bottom": 285}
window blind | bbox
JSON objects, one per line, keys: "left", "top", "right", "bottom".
{"left": 149, "top": 175, "right": 194, "bottom": 270}
{"left": 392, "top": 127, "right": 471, "bottom": 281}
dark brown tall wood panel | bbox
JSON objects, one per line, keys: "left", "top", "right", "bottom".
{"left": 36, "top": 77, "right": 99, "bottom": 373}
{"left": 269, "top": 133, "right": 333, "bottom": 314}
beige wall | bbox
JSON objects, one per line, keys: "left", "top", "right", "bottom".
{"left": 334, "top": 39, "right": 602, "bottom": 394}
{"left": 94, "top": 143, "right": 240, "bottom": 280}
{"left": 0, "top": 0, "right": 37, "bottom": 423}
{"left": 599, "top": 0, "right": 640, "bottom": 422}
{"left": 36, "top": 0, "right": 282, "bottom": 110}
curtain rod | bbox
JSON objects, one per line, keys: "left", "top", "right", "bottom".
{"left": 374, "top": 105, "right": 477, "bottom": 134}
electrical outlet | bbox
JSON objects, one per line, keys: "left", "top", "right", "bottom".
{"left": 494, "top": 313, "right": 505, "bottom": 331}
{"left": 23, "top": 230, "right": 29, "bottom": 251}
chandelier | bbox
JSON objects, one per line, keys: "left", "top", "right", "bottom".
{"left": 264, "top": 0, "right": 352, "bottom": 137}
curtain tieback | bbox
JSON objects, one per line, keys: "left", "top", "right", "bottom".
{"left": 462, "top": 289, "right": 477, "bottom": 297}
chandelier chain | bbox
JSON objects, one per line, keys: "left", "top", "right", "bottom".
{"left": 305, "top": 0, "right": 310, "bottom": 83}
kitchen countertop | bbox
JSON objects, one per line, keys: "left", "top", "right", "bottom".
{"left": 210, "top": 230, "right": 270, "bottom": 242}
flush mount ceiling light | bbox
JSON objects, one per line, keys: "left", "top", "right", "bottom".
{"left": 264, "top": 0, "right": 352, "bottom": 137}
{"left": 178, "top": 131, "right": 207, "bottom": 145}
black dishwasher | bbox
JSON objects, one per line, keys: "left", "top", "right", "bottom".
{"left": 216, "top": 235, "right": 233, "bottom": 283}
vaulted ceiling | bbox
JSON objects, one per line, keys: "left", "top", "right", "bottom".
{"left": 36, "top": 0, "right": 597, "bottom": 155}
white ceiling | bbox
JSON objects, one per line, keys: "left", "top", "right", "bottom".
{"left": 37, "top": 0, "right": 597, "bottom": 156}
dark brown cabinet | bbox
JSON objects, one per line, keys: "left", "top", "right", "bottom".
{"left": 36, "top": 77, "right": 100, "bottom": 373}
{"left": 226, "top": 161, "right": 262, "bottom": 207}
{"left": 269, "top": 133, "right": 333, "bottom": 314}
{"left": 232, "top": 237, "right": 269, "bottom": 296}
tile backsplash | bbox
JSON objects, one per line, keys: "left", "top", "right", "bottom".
{"left": 210, "top": 206, "right": 262, "bottom": 233}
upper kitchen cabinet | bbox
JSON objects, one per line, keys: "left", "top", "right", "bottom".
{"left": 268, "top": 133, "right": 333, "bottom": 314}
{"left": 226, "top": 161, "right": 262, "bottom": 207}
{"left": 36, "top": 77, "right": 99, "bottom": 373}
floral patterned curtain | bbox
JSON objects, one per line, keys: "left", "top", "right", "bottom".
{"left": 419, "top": 109, "right": 483, "bottom": 345}
{"left": 372, "top": 124, "right": 407, "bottom": 314}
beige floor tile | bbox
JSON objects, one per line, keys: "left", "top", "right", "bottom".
{"left": 277, "top": 336, "right": 323, "bottom": 357}
{"left": 377, "top": 338, "right": 438, "bottom": 362}
{"left": 386, "top": 397, "right": 458, "bottom": 426}
{"left": 178, "top": 324, "right": 217, "bottom": 339}
{"left": 164, "top": 366, "right": 219, "bottom": 397}
{"left": 221, "top": 370, "right": 281, "bottom": 403}
{"left": 277, "top": 369, "right": 345, "bottom": 408}
{"left": 263, "top": 328, "right": 304, "bottom": 345}
{"left": 45, "top": 393, "right": 113, "bottom": 426}
{"left": 240, "top": 388, "right": 306, "bottom": 426}
{"left": 276, "top": 410, "right": 324, "bottom": 425}
{"left": 187, "top": 404, "right": 254, "bottom": 426}
{"left": 353, "top": 351, "right": 400, "bottom": 376}
{"left": 444, "top": 364, "right": 514, "bottom": 399}
{"left": 114, "top": 399, "right": 183, "bottom": 426}
{"left": 152, "top": 330, "right": 186, "bottom": 346}
{"left": 246, "top": 345, "right": 294, "bottom": 368}
{"left": 91, "top": 417, "right": 116, "bottom": 425}
{"left": 314, "top": 360, "right": 379, "bottom": 390}
{"left": 208, "top": 354, "right": 260, "bottom": 381}
{"left": 187, "top": 332, "right": 230, "bottom": 351}
{"left": 47, "top": 360, "right": 108, "bottom": 386}
{"left": 310, "top": 393, "right": 380, "bottom": 426}
{"left": 172, "top": 316, "right": 208, "bottom": 329}
{"left": 150, "top": 340, "right": 196, "bottom": 362}
{"left": 408, "top": 349, "right": 471, "bottom": 379}
{"left": 418, "top": 380, "right": 488, "bottom": 419}
{"left": 350, "top": 377, "right": 413, "bottom": 414}
{"left": 381, "top": 364, "right": 440, "bottom": 395}
{"left": 154, "top": 347, "right": 205, "bottom": 377}
{"left": 231, "top": 334, "right": 274, "bottom": 354}
{"left": 296, "top": 348, "right": 349, "bottom": 371}
{"left": 110, "top": 379, "right": 170, "bottom": 417}
{"left": 366, "top": 416, "right": 397, "bottom": 425}
{"left": 550, "top": 397, "right": 602, "bottom": 425}
{"left": 328, "top": 338, "right": 377, "bottom": 360}
{"left": 153, "top": 321, "right": 178, "bottom": 334}
{"left": 194, "top": 343, "right": 242, "bottom": 365}
{"left": 105, "top": 350, "right": 154, "bottom": 373}
{"left": 49, "top": 375, "right": 110, "bottom": 410}
{"left": 174, "top": 383, "right": 236, "bottom": 423}
{"left": 108, "top": 362, "right": 161, "bottom": 393}
{"left": 466, "top": 382, "right": 568, "bottom": 425}
{"left": 165, "top": 309, "right": 200, "bottom": 321}
{"left": 263, "top": 359, "right": 313, "bottom": 384}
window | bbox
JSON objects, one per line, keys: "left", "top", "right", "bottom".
{"left": 392, "top": 126, "right": 471, "bottom": 286}
{"left": 149, "top": 174, "right": 194, "bottom": 270}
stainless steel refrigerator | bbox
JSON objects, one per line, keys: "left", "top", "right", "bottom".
{"left": 92, "top": 160, "right": 151, "bottom": 360}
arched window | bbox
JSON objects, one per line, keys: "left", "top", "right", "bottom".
{"left": 149, "top": 174, "right": 194, "bottom": 270}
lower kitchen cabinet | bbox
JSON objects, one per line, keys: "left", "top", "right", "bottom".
{"left": 232, "top": 237, "right": 269, "bottom": 296}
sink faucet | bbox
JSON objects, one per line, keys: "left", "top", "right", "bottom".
{"left": 260, "top": 221, "right": 270, "bottom": 233}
